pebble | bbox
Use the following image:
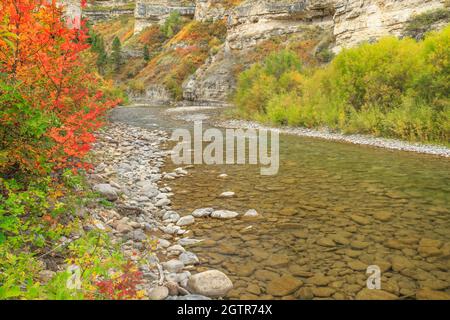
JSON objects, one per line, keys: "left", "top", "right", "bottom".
{"left": 219, "top": 191, "right": 235, "bottom": 198}
{"left": 244, "top": 209, "right": 259, "bottom": 217}
{"left": 176, "top": 215, "right": 195, "bottom": 226}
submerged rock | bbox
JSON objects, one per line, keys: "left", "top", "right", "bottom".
{"left": 211, "top": 210, "right": 239, "bottom": 219}
{"left": 191, "top": 208, "right": 214, "bottom": 218}
{"left": 176, "top": 215, "right": 195, "bottom": 226}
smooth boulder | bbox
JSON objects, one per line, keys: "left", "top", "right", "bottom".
{"left": 188, "top": 270, "right": 233, "bottom": 297}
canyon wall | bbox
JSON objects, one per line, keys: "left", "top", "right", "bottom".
{"left": 134, "top": 0, "right": 196, "bottom": 33}
{"left": 333, "top": 0, "right": 446, "bottom": 52}
{"left": 78, "top": 0, "right": 448, "bottom": 104}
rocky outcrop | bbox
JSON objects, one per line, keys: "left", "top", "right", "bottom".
{"left": 183, "top": 0, "right": 335, "bottom": 102}
{"left": 83, "top": 0, "right": 135, "bottom": 22}
{"left": 333, "top": 0, "right": 446, "bottom": 52}
{"left": 134, "top": 0, "right": 196, "bottom": 33}
{"left": 182, "top": 48, "right": 236, "bottom": 103}
{"left": 194, "top": 0, "right": 230, "bottom": 21}
{"left": 128, "top": 84, "right": 173, "bottom": 105}
{"left": 226, "top": 0, "right": 335, "bottom": 50}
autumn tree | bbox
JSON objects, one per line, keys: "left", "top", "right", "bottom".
{"left": 0, "top": 0, "right": 119, "bottom": 174}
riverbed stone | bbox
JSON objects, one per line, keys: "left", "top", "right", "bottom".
{"left": 373, "top": 211, "right": 393, "bottom": 222}
{"left": 416, "top": 289, "right": 450, "bottom": 300}
{"left": 219, "top": 191, "right": 235, "bottom": 198}
{"left": 93, "top": 184, "right": 118, "bottom": 201}
{"left": 188, "top": 270, "right": 233, "bottom": 297}
{"left": 266, "top": 254, "right": 290, "bottom": 267}
{"left": 191, "top": 208, "right": 214, "bottom": 217}
{"left": 348, "top": 260, "right": 367, "bottom": 271}
{"left": 255, "top": 269, "right": 279, "bottom": 281}
{"left": 176, "top": 215, "right": 195, "bottom": 226}
{"left": 350, "top": 240, "right": 370, "bottom": 250}
{"left": 148, "top": 285, "right": 169, "bottom": 300}
{"left": 308, "top": 274, "right": 334, "bottom": 286}
{"left": 296, "top": 287, "right": 314, "bottom": 299}
{"left": 179, "top": 251, "right": 200, "bottom": 265}
{"left": 355, "top": 288, "right": 398, "bottom": 300}
{"left": 350, "top": 215, "right": 370, "bottom": 225}
{"left": 391, "top": 255, "right": 414, "bottom": 272}
{"left": 266, "top": 275, "right": 303, "bottom": 296}
{"left": 288, "top": 265, "right": 313, "bottom": 277}
{"left": 162, "top": 259, "right": 184, "bottom": 273}
{"left": 211, "top": 210, "right": 239, "bottom": 219}
{"left": 116, "top": 223, "right": 133, "bottom": 233}
{"left": 316, "top": 238, "right": 336, "bottom": 247}
{"left": 312, "top": 287, "right": 336, "bottom": 298}
{"left": 244, "top": 209, "right": 259, "bottom": 217}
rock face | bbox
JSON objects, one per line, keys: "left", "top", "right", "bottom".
{"left": 82, "top": 0, "right": 135, "bottom": 22}
{"left": 188, "top": 270, "right": 233, "bottom": 297}
{"left": 333, "top": 0, "right": 445, "bottom": 52}
{"left": 134, "top": 0, "right": 196, "bottom": 33}
{"left": 195, "top": 0, "right": 229, "bottom": 22}
{"left": 84, "top": 0, "right": 448, "bottom": 103}
{"left": 226, "top": 0, "right": 335, "bottom": 50}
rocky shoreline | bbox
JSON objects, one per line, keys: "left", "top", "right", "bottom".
{"left": 87, "top": 122, "right": 235, "bottom": 300}
{"left": 218, "top": 119, "right": 450, "bottom": 158}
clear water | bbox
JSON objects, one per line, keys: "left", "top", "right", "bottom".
{"left": 112, "top": 106, "right": 450, "bottom": 300}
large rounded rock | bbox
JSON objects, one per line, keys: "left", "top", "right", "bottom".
{"left": 148, "top": 285, "right": 169, "bottom": 300}
{"left": 176, "top": 215, "right": 195, "bottom": 226}
{"left": 188, "top": 270, "right": 233, "bottom": 297}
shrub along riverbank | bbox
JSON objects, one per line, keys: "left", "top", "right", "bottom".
{"left": 0, "top": 1, "right": 142, "bottom": 299}
{"left": 234, "top": 26, "right": 450, "bottom": 145}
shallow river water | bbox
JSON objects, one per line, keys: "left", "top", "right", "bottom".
{"left": 111, "top": 106, "right": 450, "bottom": 300}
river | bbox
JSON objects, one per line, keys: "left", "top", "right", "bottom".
{"left": 110, "top": 105, "right": 450, "bottom": 300}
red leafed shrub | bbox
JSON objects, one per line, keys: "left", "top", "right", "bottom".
{"left": 0, "top": 0, "right": 119, "bottom": 175}
{"left": 94, "top": 262, "right": 144, "bottom": 300}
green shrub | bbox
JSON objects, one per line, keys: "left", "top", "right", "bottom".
{"left": 160, "top": 11, "right": 182, "bottom": 38}
{"left": 234, "top": 26, "right": 450, "bottom": 144}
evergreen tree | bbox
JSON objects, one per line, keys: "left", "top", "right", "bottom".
{"left": 111, "top": 36, "right": 122, "bottom": 71}
{"left": 143, "top": 44, "right": 150, "bottom": 62}
{"left": 95, "top": 36, "right": 108, "bottom": 74}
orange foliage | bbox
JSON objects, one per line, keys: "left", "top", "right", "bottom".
{"left": 0, "top": 0, "right": 119, "bottom": 173}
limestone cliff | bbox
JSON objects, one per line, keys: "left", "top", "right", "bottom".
{"left": 134, "top": 0, "right": 196, "bottom": 33}
{"left": 333, "top": 0, "right": 446, "bottom": 52}
{"left": 82, "top": 0, "right": 449, "bottom": 104}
